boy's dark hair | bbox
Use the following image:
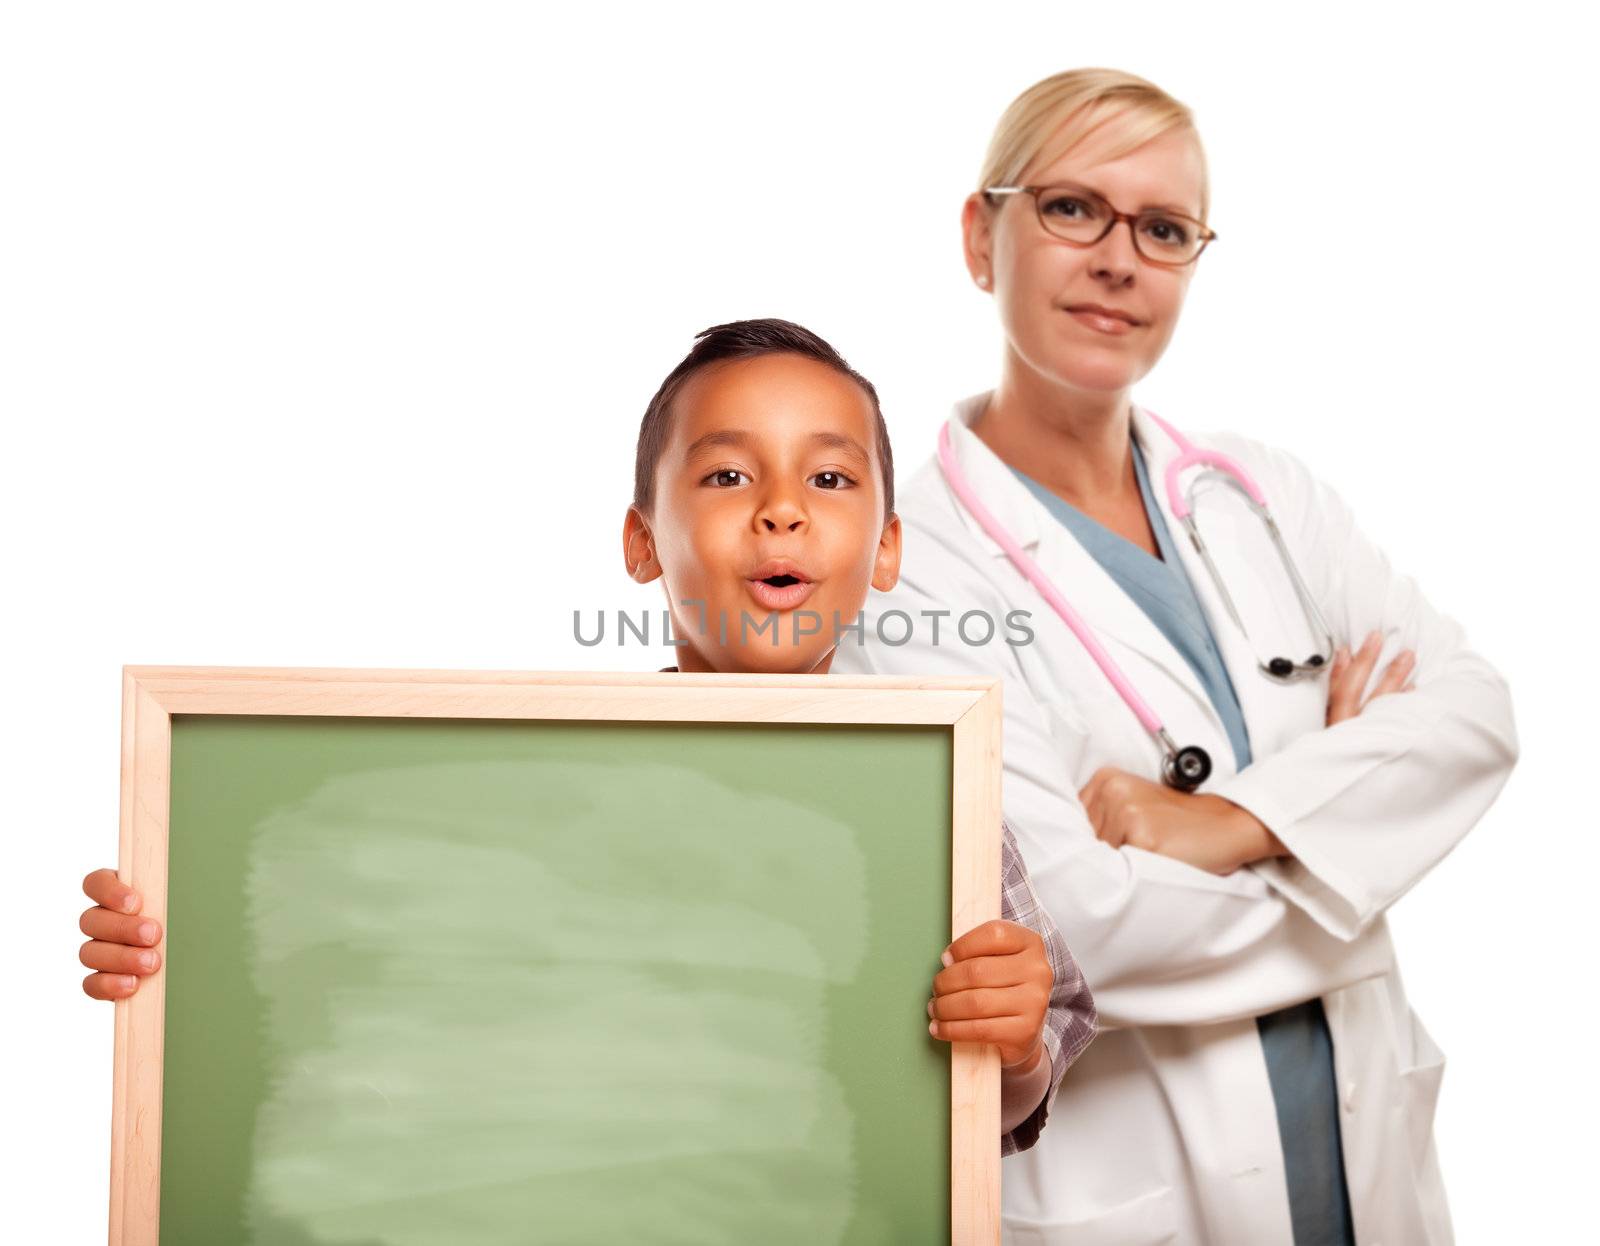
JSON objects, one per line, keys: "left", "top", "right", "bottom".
{"left": 632, "top": 318, "right": 895, "bottom": 521}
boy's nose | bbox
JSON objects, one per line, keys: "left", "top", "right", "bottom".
{"left": 756, "top": 490, "right": 807, "bottom": 532}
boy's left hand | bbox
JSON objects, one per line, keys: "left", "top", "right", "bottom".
{"left": 928, "top": 919, "right": 1051, "bottom": 1068}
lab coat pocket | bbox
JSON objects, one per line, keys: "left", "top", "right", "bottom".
{"left": 1037, "top": 697, "right": 1096, "bottom": 791}
{"left": 1397, "top": 1006, "right": 1448, "bottom": 1164}
{"left": 1003, "top": 1185, "right": 1180, "bottom": 1246}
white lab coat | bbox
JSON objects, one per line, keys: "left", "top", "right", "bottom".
{"left": 831, "top": 393, "right": 1519, "bottom": 1245}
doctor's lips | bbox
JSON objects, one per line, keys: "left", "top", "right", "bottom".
{"left": 1063, "top": 302, "right": 1143, "bottom": 335}
{"left": 743, "top": 557, "right": 818, "bottom": 611}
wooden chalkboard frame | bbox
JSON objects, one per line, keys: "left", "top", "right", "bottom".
{"left": 110, "top": 664, "right": 1004, "bottom": 1246}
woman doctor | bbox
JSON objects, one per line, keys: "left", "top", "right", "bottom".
{"left": 831, "top": 69, "right": 1519, "bottom": 1245}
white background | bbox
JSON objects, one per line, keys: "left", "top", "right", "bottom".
{"left": 4, "top": 2, "right": 1593, "bottom": 1240}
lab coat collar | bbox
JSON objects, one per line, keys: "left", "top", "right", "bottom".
{"left": 942, "top": 391, "right": 1044, "bottom": 558}
{"left": 939, "top": 393, "right": 1225, "bottom": 737}
{"left": 941, "top": 393, "right": 1185, "bottom": 557}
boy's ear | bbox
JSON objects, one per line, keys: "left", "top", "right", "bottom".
{"left": 622, "top": 506, "right": 664, "bottom": 584}
{"left": 871, "top": 512, "right": 902, "bottom": 592}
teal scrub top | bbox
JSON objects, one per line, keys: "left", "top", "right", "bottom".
{"left": 1009, "top": 437, "right": 1356, "bottom": 1246}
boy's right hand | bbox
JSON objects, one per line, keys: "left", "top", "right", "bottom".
{"left": 928, "top": 919, "right": 1052, "bottom": 1069}
{"left": 79, "top": 868, "right": 163, "bottom": 1001}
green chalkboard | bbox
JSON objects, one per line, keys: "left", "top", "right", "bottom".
{"left": 155, "top": 713, "right": 953, "bottom": 1245}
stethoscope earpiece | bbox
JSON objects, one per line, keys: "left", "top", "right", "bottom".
{"left": 1267, "top": 653, "right": 1329, "bottom": 681}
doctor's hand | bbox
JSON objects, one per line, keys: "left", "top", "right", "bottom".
{"left": 1326, "top": 630, "right": 1417, "bottom": 726}
{"left": 79, "top": 869, "right": 163, "bottom": 1001}
{"left": 927, "top": 919, "right": 1051, "bottom": 1069}
{"left": 1080, "top": 768, "right": 1287, "bottom": 876}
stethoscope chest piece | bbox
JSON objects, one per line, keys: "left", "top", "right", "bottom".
{"left": 1158, "top": 730, "right": 1213, "bottom": 792}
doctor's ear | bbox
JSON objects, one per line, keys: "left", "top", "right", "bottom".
{"left": 622, "top": 506, "right": 663, "bottom": 584}
{"left": 961, "top": 192, "right": 995, "bottom": 292}
{"left": 871, "top": 513, "right": 903, "bottom": 592}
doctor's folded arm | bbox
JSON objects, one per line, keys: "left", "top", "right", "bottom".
{"left": 832, "top": 69, "right": 1518, "bottom": 1245}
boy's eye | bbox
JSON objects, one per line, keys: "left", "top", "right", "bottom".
{"left": 809, "top": 470, "right": 856, "bottom": 490}
{"left": 704, "top": 468, "right": 750, "bottom": 487}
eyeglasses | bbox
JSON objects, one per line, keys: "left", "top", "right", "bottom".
{"left": 983, "top": 182, "right": 1217, "bottom": 267}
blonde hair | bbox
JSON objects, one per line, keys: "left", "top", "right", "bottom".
{"left": 978, "top": 68, "right": 1210, "bottom": 223}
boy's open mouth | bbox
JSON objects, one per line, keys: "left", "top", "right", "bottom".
{"left": 744, "top": 559, "right": 818, "bottom": 613}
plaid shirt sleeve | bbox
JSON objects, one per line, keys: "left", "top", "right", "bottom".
{"left": 999, "top": 816, "right": 1098, "bottom": 1155}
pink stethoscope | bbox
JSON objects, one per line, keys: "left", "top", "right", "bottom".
{"left": 937, "top": 411, "right": 1336, "bottom": 791}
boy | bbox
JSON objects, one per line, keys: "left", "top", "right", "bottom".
{"left": 78, "top": 317, "right": 1097, "bottom": 1153}
{"left": 621, "top": 317, "right": 1096, "bottom": 1150}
